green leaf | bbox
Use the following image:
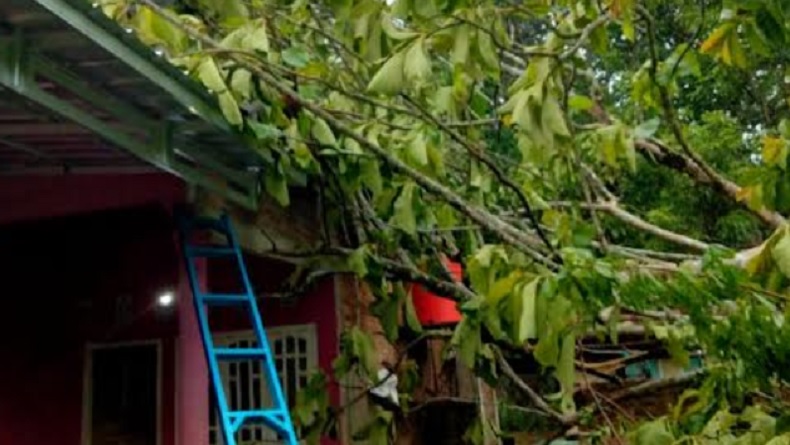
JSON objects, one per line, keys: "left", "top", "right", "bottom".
{"left": 391, "top": 0, "right": 411, "bottom": 17}
{"left": 728, "top": 29, "right": 748, "bottom": 68}
{"left": 600, "top": 126, "right": 619, "bottom": 166}
{"left": 230, "top": 69, "right": 252, "bottom": 99}
{"left": 293, "top": 143, "right": 315, "bottom": 169}
{"left": 542, "top": 95, "right": 570, "bottom": 138}
{"left": 660, "top": 44, "right": 701, "bottom": 82}
{"left": 534, "top": 329, "right": 560, "bottom": 367}
{"left": 451, "top": 318, "right": 481, "bottom": 368}
{"left": 218, "top": 92, "right": 243, "bottom": 126}
{"left": 248, "top": 121, "right": 281, "bottom": 141}
{"left": 264, "top": 168, "right": 290, "bottom": 206}
{"left": 241, "top": 22, "right": 269, "bottom": 52}
{"left": 349, "top": 327, "right": 379, "bottom": 380}
{"left": 744, "top": 21, "right": 772, "bottom": 57}
{"left": 701, "top": 23, "right": 733, "bottom": 55}
{"left": 589, "top": 24, "right": 609, "bottom": 54}
{"left": 197, "top": 57, "right": 227, "bottom": 93}
{"left": 367, "top": 50, "right": 406, "bottom": 95}
{"left": 634, "top": 118, "right": 661, "bottom": 139}
{"left": 135, "top": 6, "right": 187, "bottom": 52}
{"left": 311, "top": 116, "right": 338, "bottom": 147}
{"left": 413, "top": 0, "right": 436, "bottom": 17}
{"left": 632, "top": 419, "right": 675, "bottom": 445}
{"left": 488, "top": 271, "right": 520, "bottom": 304}
{"left": 763, "top": 136, "right": 788, "bottom": 169}
{"left": 476, "top": 31, "right": 499, "bottom": 74}
{"left": 361, "top": 159, "right": 383, "bottom": 195}
{"left": 568, "top": 94, "right": 594, "bottom": 111}
{"left": 426, "top": 143, "right": 445, "bottom": 176}
{"left": 391, "top": 182, "right": 418, "bottom": 234}
{"left": 347, "top": 246, "right": 369, "bottom": 277}
{"left": 433, "top": 86, "right": 458, "bottom": 118}
{"left": 452, "top": 25, "right": 471, "bottom": 65}
{"left": 619, "top": 126, "right": 636, "bottom": 171}
{"left": 406, "top": 133, "right": 428, "bottom": 166}
{"left": 766, "top": 435, "right": 790, "bottom": 445}
{"left": 756, "top": 7, "right": 786, "bottom": 47}
{"left": 515, "top": 278, "right": 539, "bottom": 342}
{"left": 372, "top": 290, "right": 400, "bottom": 342}
{"left": 557, "top": 333, "right": 576, "bottom": 414}
{"left": 771, "top": 229, "right": 790, "bottom": 278}
{"left": 196, "top": 57, "right": 243, "bottom": 126}
{"left": 405, "top": 288, "right": 424, "bottom": 333}
{"left": 403, "top": 38, "right": 432, "bottom": 84}
{"left": 282, "top": 46, "right": 311, "bottom": 68}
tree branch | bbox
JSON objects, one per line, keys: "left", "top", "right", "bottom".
{"left": 636, "top": 139, "right": 785, "bottom": 228}
{"left": 494, "top": 347, "right": 575, "bottom": 426}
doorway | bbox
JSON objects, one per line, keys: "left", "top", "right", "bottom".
{"left": 82, "top": 342, "right": 161, "bottom": 445}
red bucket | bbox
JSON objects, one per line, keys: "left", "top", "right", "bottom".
{"left": 410, "top": 260, "right": 463, "bottom": 326}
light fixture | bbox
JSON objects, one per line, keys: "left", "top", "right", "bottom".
{"left": 157, "top": 291, "right": 175, "bottom": 307}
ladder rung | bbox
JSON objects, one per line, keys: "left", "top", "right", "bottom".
{"left": 214, "top": 347, "right": 268, "bottom": 360}
{"left": 187, "top": 245, "right": 236, "bottom": 258}
{"left": 228, "top": 410, "right": 288, "bottom": 433}
{"left": 229, "top": 409, "right": 285, "bottom": 422}
{"left": 200, "top": 293, "right": 250, "bottom": 305}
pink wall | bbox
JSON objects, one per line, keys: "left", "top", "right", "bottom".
{"left": 0, "top": 203, "right": 180, "bottom": 445}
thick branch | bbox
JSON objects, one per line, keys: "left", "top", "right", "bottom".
{"left": 377, "top": 255, "right": 478, "bottom": 302}
{"left": 602, "top": 202, "right": 709, "bottom": 252}
{"left": 540, "top": 196, "right": 710, "bottom": 252}
{"left": 609, "top": 369, "right": 705, "bottom": 402}
{"left": 636, "top": 139, "right": 785, "bottom": 228}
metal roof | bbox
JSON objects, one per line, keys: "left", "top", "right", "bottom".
{"left": 0, "top": 0, "right": 263, "bottom": 208}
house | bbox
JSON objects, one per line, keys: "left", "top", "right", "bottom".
{"left": 0, "top": 1, "right": 356, "bottom": 444}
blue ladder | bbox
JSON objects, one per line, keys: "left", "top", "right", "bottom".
{"left": 177, "top": 213, "right": 299, "bottom": 445}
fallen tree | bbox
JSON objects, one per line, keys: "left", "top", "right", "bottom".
{"left": 105, "top": 0, "right": 790, "bottom": 442}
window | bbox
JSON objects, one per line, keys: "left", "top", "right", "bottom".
{"left": 209, "top": 324, "right": 318, "bottom": 445}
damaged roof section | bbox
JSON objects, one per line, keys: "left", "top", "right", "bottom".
{"left": 0, "top": 0, "right": 265, "bottom": 209}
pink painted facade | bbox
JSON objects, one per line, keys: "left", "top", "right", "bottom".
{"left": 0, "top": 174, "right": 339, "bottom": 445}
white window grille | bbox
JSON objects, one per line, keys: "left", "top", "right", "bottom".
{"left": 208, "top": 324, "right": 318, "bottom": 445}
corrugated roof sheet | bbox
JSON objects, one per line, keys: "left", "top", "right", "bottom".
{"left": 0, "top": 0, "right": 262, "bottom": 189}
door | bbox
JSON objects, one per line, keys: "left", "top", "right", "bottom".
{"left": 85, "top": 343, "right": 160, "bottom": 445}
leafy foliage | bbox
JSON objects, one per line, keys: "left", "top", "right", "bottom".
{"left": 102, "top": 0, "right": 790, "bottom": 442}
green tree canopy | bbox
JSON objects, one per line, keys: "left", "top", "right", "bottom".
{"left": 104, "top": 0, "right": 790, "bottom": 442}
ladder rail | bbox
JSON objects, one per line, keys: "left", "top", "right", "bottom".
{"left": 180, "top": 248, "right": 237, "bottom": 445}
{"left": 222, "top": 215, "right": 295, "bottom": 438}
